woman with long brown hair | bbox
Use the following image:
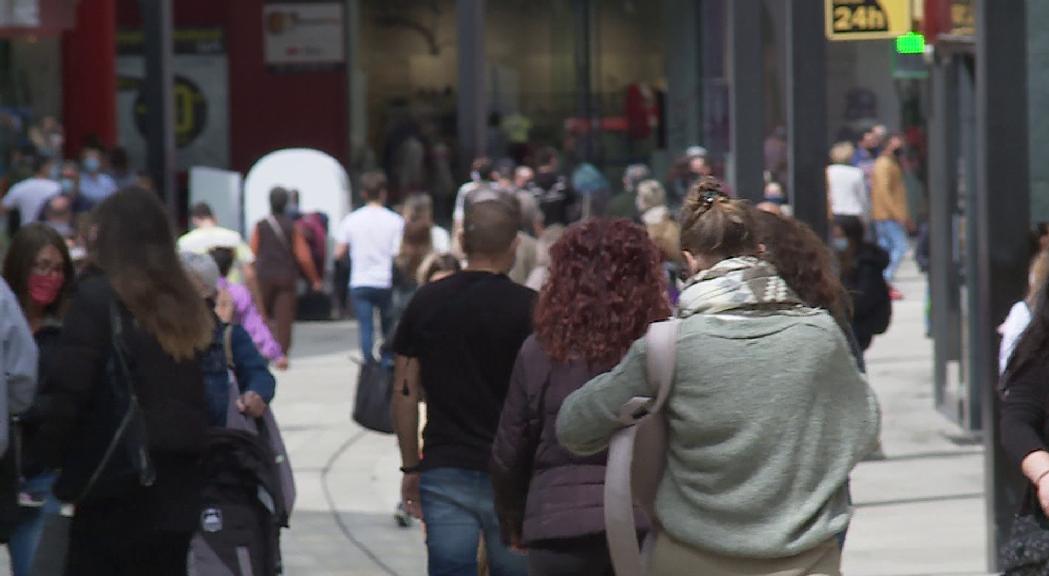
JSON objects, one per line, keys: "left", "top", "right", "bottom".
{"left": 491, "top": 218, "right": 670, "bottom": 575}
{"left": 558, "top": 178, "right": 879, "bottom": 576}
{"left": 44, "top": 187, "right": 213, "bottom": 575}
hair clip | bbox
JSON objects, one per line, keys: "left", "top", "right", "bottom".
{"left": 700, "top": 189, "right": 722, "bottom": 206}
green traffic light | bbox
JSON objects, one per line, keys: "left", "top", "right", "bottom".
{"left": 896, "top": 32, "right": 925, "bottom": 55}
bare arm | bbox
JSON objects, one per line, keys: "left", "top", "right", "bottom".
{"left": 393, "top": 354, "right": 422, "bottom": 469}
{"left": 334, "top": 242, "right": 349, "bottom": 263}
{"left": 392, "top": 354, "right": 423, "bottom": 519}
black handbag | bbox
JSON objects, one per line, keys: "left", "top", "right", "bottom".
{"left": 55, "top": 302, "right": 155, "bottom": 504}
{"left": 352, "top": 361, "right": 395, "bottom": 434}
{"left": 1001, "top": 488, "right": 1049, "bottom": 575}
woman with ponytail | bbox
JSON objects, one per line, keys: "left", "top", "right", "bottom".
{"left": 557, "top": 178, "right": 880, "bottom": 575}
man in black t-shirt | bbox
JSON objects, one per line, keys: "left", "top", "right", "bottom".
{"left": 392, "top": 189, "right": 534, "bottom": 576}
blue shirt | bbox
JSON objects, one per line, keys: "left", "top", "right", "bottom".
{"left": 78, "top": 173, "right": 118, "bottom": 206}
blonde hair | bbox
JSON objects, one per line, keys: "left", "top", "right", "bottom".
{"left": 636, "top": 179, "right": 666, "bottom": 213}
{"left": 829, "top": 141, "right": 855, "bottom": 165}
{"left": 1029, "top": 250, "right": 1049, "bottom": 305}
{"left": 679, "top": 177, "right": 758, "bottom": 259}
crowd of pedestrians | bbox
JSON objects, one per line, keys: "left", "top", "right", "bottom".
{"left": 0, "top": 123, "right": 905, "bottom": 576}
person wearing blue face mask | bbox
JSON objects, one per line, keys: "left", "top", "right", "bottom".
{"left": 76, "top": 147, "right": 117, "bottom": 208}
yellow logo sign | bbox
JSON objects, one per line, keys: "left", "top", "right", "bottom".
{"left": 826, "top": 0, "right": 912, "bottom": 41}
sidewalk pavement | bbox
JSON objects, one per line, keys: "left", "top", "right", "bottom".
{"left": 0, "top": 260, "right": 992, "bottom": 576}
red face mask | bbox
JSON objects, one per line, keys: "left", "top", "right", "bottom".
{"left": 28, "top": 273, "right": 63, "bottom": 306}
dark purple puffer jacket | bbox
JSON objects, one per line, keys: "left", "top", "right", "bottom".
{"left": 491, "top": 335, "right": 646, "bottom": 545}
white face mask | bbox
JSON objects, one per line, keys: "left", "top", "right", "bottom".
{"left": 831, "top": 237, "right": 850, "bottom": 252}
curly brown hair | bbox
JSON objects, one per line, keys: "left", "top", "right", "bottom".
{"left": 535, "top": 219, "right": 671, "bottom": 368}
{"left": 754, "top": 210, "right": 851, "bottom": 321}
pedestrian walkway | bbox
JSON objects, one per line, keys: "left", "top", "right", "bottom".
{"left": 0, "top": 261, "right": 991, "bottom": 576}
{"left": 842, "top": 259, "right": 988, "bottom": 576}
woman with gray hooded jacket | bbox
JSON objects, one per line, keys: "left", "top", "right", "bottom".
{"left": 556, "top": 178, "right": 880, "bottom": 576}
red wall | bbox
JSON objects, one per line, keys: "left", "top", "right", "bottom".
{"left": 63, "top": 0, "right": 118, "bottom": 153}
{"left": 116, "top": 0, "right": 348, "bottom": 174}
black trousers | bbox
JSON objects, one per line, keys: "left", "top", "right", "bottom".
{"left": 64, "top": 510, "right": 192, "bottom": 576}
{"left": 528, "top": 535, "right": 615, "bottom": 576}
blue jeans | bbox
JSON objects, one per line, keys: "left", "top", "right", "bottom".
{"left": 420, "top": 468, "right": 527, "bottom": 576}
{"left": 350, "top": 287, "right": 393, "bottom": 365}
{"left": 9, "top": 473, "right": 60, "bottom": 576}
{"left": 875, "top": 220, "right": 909, "bottom": 282}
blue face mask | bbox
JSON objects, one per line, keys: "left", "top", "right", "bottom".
{"left": 831, "top": 237, "right": 850, "bottom": 253}
{"left": 61, "top": 178, "right": 75, "bottom": 193}
{"left": 82, "top": 157, "right": 100, "bottom": 173}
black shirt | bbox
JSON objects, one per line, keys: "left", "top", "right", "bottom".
{"left": 392, "top": 271, "right": 535, "bottom": 471}
{"left": 1001, "top": 359, "right": 1049, "bottom": 468}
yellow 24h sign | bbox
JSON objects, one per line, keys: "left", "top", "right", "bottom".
{"left": 826, "top": 0, "right": 912, "bottom": 41}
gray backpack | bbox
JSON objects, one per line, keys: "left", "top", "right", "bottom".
{"left": 604, "top": 319, "right": 680, "bottom": 576}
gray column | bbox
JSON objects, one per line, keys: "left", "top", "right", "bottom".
{"left": 141, "top": 0, "right": 176, "bottom": 216}
{"left": 456, "top": 0, "right": 486, "bottom": 172}
{"left": 785, "top": 0, "right": 827, "bottom": 239}
{"left": 663, "top": 0, "right": 702, "bottom": 157}
{"left": 727, "top": 0, "right": 764, "bottom": 202}
{"left": 975, "top": 1, "right": 1030, "bottom": 571}
{"left": 928, "top": 55, "right": 961, "bottom": 414}
{"left": 1028, "top": 0, "right": 1049, "bottom": 222}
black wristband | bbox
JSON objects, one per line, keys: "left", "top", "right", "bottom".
{"left": 400, "top": 464, "right": 421, "bottom": 474}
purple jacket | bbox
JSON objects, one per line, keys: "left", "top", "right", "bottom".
{"left": 491, "top": 336, "right": 645, "bottom": 545}
{"left": 218, "top": 278, "right": 284, "bottom": 362}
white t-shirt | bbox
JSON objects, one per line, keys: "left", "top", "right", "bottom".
{"left": 999, "top": 301, "right": 1032, "bottom": 375}
{"left": 2, "top": 177, "right": 61, "bottom": 223}
{"left": 827, "top": 164, "right": 868, "bottom": 218}
{"left": 336, "top": 205, "right": 405, "bottom": 289}
{"left": 430, "top": 226, "right": 451, "bottom": 253}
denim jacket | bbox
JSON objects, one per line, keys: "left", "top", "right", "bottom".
{"left": 200, "top": 321, "right": 276, "bottom": 427}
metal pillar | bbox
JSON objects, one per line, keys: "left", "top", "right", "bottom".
{"left": 975, "top": 0, "right": 1030, "bottom": 570}
{"left": 141, "top": 0, "right": 176, "bottom": 216}
{"left": 785, "top": 0, "right": 828, "bottom": 240}
{"left": 727, "top": 0, "right": 763, "bottom": 203}
{"left": 573, "top": 0, "right": 596, "bottom": 163}
{"left": 456, "top": 0, "right": 486, "bottom": 171}
{"left": 929, "top": 54, "right": 961, "bottom": 413}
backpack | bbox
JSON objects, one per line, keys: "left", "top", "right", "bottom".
{"left": 604, "top": 319, "right": 680, "bottom": 576}
{"left": 188, "top": 328, "right": 294, "bottom": 576}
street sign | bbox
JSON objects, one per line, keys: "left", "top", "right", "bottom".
{"left": 896, "top": 31, "right": 925, "bottom": 54}
{"left": 826, "top": 0, "right": 912, "bottom": 41}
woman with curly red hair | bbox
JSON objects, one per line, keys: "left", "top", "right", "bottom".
{"left": 491, "top": 218, "right": 670, "bottom": 575}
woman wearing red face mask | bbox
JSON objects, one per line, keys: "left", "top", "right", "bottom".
{"left": 2, "top": 222, "right": 74, "bottom": 576}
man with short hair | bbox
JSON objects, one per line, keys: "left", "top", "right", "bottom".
{"left": 250, "top": 187, "right": 323, "bottom": 355}
{"left": 334, "top": 171, "right": 404, "bottom": 366}
{"left": 179, "top": 202, "right": 259, "bottom": 286}
{"left": 0, "top": 155, "right": 60, "bottom": 228}
{"left": 393, "top": 190, "right": 533, "bottom": 576}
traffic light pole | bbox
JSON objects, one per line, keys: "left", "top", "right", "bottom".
{"left": 141, "top": 0, "right": 177, "bottom": 219}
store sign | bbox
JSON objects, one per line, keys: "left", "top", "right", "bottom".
{"left": 263, "top": 2, "right": 345, "bottom": 71}
{"left": 116, "top": 28, "right": 230, "bottom": 170}
{"left": 826, "top": 0, "right": 912, "bottom": 41}
{"left": 949, "top": 0, "right": 974, "bottom": 37}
